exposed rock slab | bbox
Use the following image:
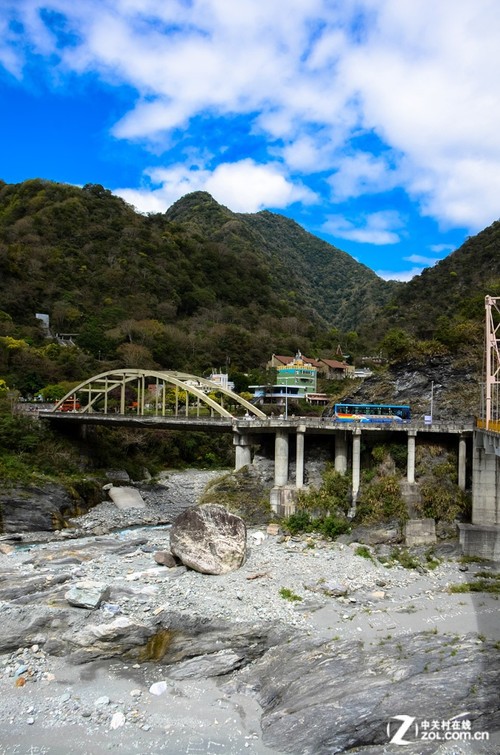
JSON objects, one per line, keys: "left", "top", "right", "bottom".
{"left": 0, "top": 484, "right": 90, "bottom": 533}
{"left": 165, "top": 648, "right": 244, "bottom": 679}
{"left": 228, "top": 632, "right": 500, "bottom": 754}
{"left": 170, "top": 504, "right": 246, "bottom": 574}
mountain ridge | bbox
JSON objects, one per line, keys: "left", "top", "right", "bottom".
{"left": 0, "top": 179, "right": 498, "bottom": 399}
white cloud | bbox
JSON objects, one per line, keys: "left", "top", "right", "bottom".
{"left": 430, "top": 243, "right": 456, "bottom": 254}
{"left": 204, "top": 160, "right": 317, "bottom": 212}
{"left": 403, "top": 254, "right": 441, "bottom": 266}
{"left": 376, "top": 267, "right": 425, "bottom": 282}
{"left": 279, "top": 134, "right": 342, "bottom": 173}
{"left": 116, "top": 159, "right": 317, "bottom": 214}
{"left": 342, "top": 0, "right": 500, "bottom": 230}
{"left": 322, "top": 210, "right": 404, "bottom": 245}
{"left": 4, "top": 0, "right": 500, "bottom": 233}
{"left": 328, "top": 151, "right": 401, "bottom": 201}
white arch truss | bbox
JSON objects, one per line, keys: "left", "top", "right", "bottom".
{"left": 53, "top": 369, "right": 266, "bottom": 419}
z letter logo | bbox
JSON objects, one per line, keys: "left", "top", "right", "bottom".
{"left": 387, "top": 715, "right": 418, "bottom": 745}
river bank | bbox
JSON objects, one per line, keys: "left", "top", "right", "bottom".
{"left": 0, "top": 470, "right": 499, "bottom": 754}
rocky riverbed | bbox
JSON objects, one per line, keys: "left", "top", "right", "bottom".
{"left": 0, "top": 469, "right": 499, "bottom": 754}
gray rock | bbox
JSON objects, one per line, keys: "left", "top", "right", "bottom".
{"left": 170, "top": 504, "right": 247, "bottom": 575}
{"left": 229, "top": 632, "right": 500, "bottom": 755}
{"left": 0, "top": 572, "right": 73, "bottom": 603}
{"left": 65, "top": 581, "right": 110, "bottom": 609}
{"left": 320, "top": 581, "right": 349, "bottom": 597}
{"left": 65, "top": 615, "right": 153, "bottom": 663}
{"left": 105, "top": 470, "right": 130, "bottom": 483}
{"left": 165, "top": 649, "right": 244, "bottom": 679}
{"left": 0, "top": 484, "right": 96, "bottom": 533}
{"left": 107, "top": 486, "right": 146, "bottom": 510}
{"left": 154, "top": 550, "right": 181, "bottom": 568}
{"left": 347, "top": 522, "right": 401, "bottom": 545}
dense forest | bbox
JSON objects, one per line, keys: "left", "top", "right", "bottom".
{"left": 0, "top": 177, "right": 498, "bottom": 400}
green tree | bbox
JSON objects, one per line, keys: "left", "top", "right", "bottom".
{"left": 380, "top": 329, "right": 412, "bottom": 362}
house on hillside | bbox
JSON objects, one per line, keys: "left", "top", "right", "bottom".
{"left": 268, "top": 353, "right": 353, "bottom": 380}
{"left": 249, "top": 351, "right": 318, "bottom": 405}
{"left": 252, "top": 351, "right": 327, "bottom": 407}
{"left": 317, "top": 357, "right": 355, "bottom": 380}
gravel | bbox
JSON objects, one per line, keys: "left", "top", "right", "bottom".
{"left": 1, "top": 468, "right": 499, "bottom": 754}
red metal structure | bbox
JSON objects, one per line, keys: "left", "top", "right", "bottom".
{"left": 483, "top": 295, "right": 500, "bottom": 431}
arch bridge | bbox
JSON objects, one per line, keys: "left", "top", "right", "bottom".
{"left": 53, "top": 368, "right": 266, "bottom": 420}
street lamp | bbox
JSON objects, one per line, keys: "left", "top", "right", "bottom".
{"left": 424, "top": 381, "right": 434, "bottom": 425}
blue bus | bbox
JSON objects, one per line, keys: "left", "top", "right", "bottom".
{"left": 331, "top": 403, "right": 411, "bottom": 423}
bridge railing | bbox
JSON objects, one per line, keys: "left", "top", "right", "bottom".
{"left": 476, "top": 418, "right": 500, "bottom": 433}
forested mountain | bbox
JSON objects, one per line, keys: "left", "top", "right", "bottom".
{"left": 0, "top": 179, "right": 395, "bottom": 394}
{"left": 0, "top": 177, "right": 498, "bottom": 399}
{"left": 165, "top": 191, "right": 399, "bottom": 331}
{"left": 384, "top": 222, "right": 500, "bottom": 342}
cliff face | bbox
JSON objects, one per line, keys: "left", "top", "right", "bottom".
{"left": 344, "top": 356, "right": 480, "bottom": 422}
{"left": 0, "top": 482, "right": 98, "bottom": 533}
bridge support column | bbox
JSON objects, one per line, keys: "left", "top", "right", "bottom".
{"left": 352, "top": 429, "right": 361, "bottom": 499}
{"left": 407, "top": 430, "right": 417, "bottom": 484}
{"left": 296, "top": 426, "right": 306, "bottom": 489}
{"left": 458, "top": 434, "right": 467, "bottom": 491}
{"left": 233, "top": 433, "right": 252, "bottom": 471}
{"left": 270, "top": 430, "right": 296, "bottom": 517}
{"left": 460, "top": 430, "right": 500, "bottom": 560}
{"left": 335, "top": 432, "right": 348, "bottom": 475}
{"left": 274, "top": 430, "right": 289, "bottom": 487}
{"left": 472, "top": 437, "right": 500, "bottom": 525}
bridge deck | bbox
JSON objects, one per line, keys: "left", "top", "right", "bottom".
{"left": 41, "top": 412, "right": 474, "bottom": 436}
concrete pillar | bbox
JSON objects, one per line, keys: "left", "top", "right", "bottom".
{"left": 233, "top": 433, "right": 252, "bottom": 471}
{"left": 335, "top": 432, "right": 348, "bottom": 475}
{"left": 352, "top": 429, "right": 361, "bottom": 497}
{"left": 274, "top": 430, "right": 289, "bottom": 487}
{"left": 472, "top": 437, "right": 500, "bottom": 525}
{"left": 296, "top": 426, "right": 306, "bottom": 489}
{"left": 407, "top": 430, "right": 417, "bottom": 484}
{"left": 458, "top": 434, "right": 467, "bottom": 491}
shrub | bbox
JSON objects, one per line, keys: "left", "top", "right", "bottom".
{"left": 282, "top": 510, "right": 350, "bottom": 540}
{"left": 418, "top": 482, "right": 469, "bottom": 522}
{"left": 317, "top": 514, "right": 351, "bottom": 539}
{"left": 283, "top": 511, "right": 313, "bottom": 535}
{"left": 355, "top": 475, "right": 407, "bottom": 524}
{"left": 296, "top": 464, "right": 350, "bottom": 517}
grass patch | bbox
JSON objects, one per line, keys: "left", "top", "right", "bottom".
{"left": 425, "top": 550, "right": 442, "bottom": 570}
{"left": 279, "top": 587, "right": 303, "bottom": 602}
{"left": 458, "top": 555, "right": 491, "bottom": 564}
{"left": 389, "top": 548, "right": 421, "bottom": 570}
{"left": 354, "top": 545, "right": 375, "bottom": 562}
{"left": 448, "top": 576, "right": 500, "bottom": 594}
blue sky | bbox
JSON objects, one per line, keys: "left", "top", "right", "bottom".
{"left": 1, "top": 1, "right": 500, "bottom": 281}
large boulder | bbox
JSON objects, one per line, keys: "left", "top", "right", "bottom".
{"left": 170, "top": 504, "right": 246, "bottom": 575}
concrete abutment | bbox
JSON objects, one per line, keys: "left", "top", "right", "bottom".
{"left": 464, "top": 429, "right": 500, "bottom": 559}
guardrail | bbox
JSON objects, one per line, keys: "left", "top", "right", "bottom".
{"left": 476, "top": 418, "right": 500, "bottom": 433}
